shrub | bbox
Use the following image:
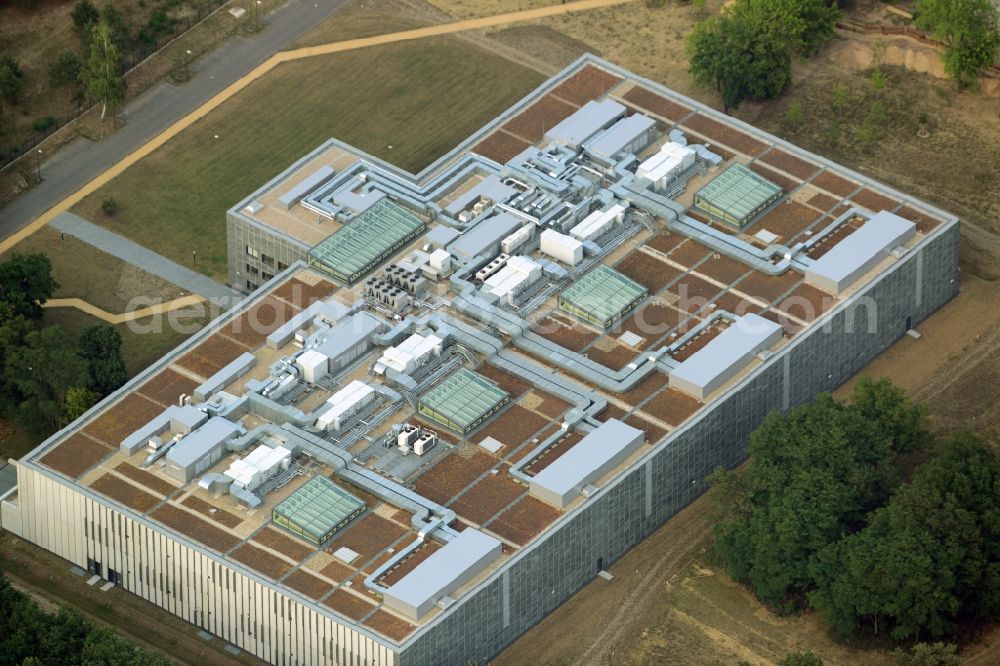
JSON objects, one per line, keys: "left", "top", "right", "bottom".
{"left": 31, "top": 116, "right": 55, "bottom": 133}
{"left": 100, "top": 197, "right": 118, "bottom": 216}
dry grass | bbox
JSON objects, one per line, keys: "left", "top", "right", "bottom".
{"left": 0, "top": 227, "right": 181, "bottom": 313}
{"left": 70, "top": 32, "right": 543, "bottom": 279}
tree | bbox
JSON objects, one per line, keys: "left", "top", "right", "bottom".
{"left": 688, "top": 11, "right": 792, "bottom": 112}
{"left": 0, "top": 51, "right": 24, "bottom": 106}
{"left": 687, "top": 0, "right": 839, "bottom": 111}
{"left": 711, "top": 394, "right": 901, "bottom": 608}
{"left": 779, "top": 651, "right": 824, "bottom": 666}
{"left": 81, "top": 20, "right": 126, "bottom": 123}
{"left": 849, "top": 376, "right": 931, "bottom": 453}
{"left": 2, "top": 325, "right": 89, "bottom": 433}
{"left": 0, "top": 253, "right": 59, "bottom": 320}
{"left": 98, "top": 3, "right": 130, "bottom": 49}
{"left": 48, "top": 50, "right": 84, "bottom": 92}
{"left": 78, "top": 324, "right": 127, "bottom": 395}
{"left": 810, "top": 432, "right": 1000, "bottom": 639}
{"left": 71, "top": 0, "right": 99, "bottom": 32}
{"left": 916, "top": 0, "right": 999, "bottom": 89}
{"left": 81, "top": 625, "right": 171, "bottom": 665}
{"left": 64, "top": 386, "right": 101, "bottom": 423}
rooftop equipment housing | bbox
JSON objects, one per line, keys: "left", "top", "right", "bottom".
{"left": 164, "top": 417, "right": 245, "bottom": 482}
{"left": 315, "top": 380, "right": 376, "bottom": 431}
{"left": 805, "top": 210, "right": 916, "bottom": 294}
{"left": 584, "top": 114, "right": 657, "bottom": 166}
{"left": 668, "top": 313, "right": 783, "bottom": 399}
{"left": 544, "top": 99, "right": 626, "bottom": 150}
{"left": 448, "top": 211, "right": 522, "bottom": 260}
{"left": 271, "top": 476, "right": 366, "bottom": 545}
{"left": 224, "top": 444, "right": 292, "bottom": 492}
{"left": 558, "top": 265, "right": 648, "bottom": 330}
{"left": 307, "top": 198, "right": 426, "bottom": 284}
{"left": 539, "top": 229, "right": 584, "bottom": 266}
{"left": 692, "top": 163, "right": 783, "bottom": 229}
{"left": 374, "top": 332, "right": 444, "bottom": 376}
{"left": 528, "top": 419, "right": 645, "bottom": 508}
{"left": 418, "top": 368, "right": 510, "bottom": 434}
{"left": 635, "top": 141, "right": 696, "bottom": 190}
{"left": 569, "top": 204, "right": 625, "bottom": 242}
{"left": 313, "top": 312, "right": 383, "bottom": 374}
{"left": 382, "top": 528, "right": 503, "bottom": 620}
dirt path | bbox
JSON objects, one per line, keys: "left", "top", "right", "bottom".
{"left": 42, "top": 295, "right": 207, "bottom": 325}
{"left": 0, "top": 0, "right": 637, "bottom": 256}
{"left": 494, "top": 496, "right": 714, "bottom": 665}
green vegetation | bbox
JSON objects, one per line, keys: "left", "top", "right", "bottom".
{"left": 72, "top": 38, "right": 544, "bottom": 278}
{"left": 0, "top": 254, "right": 127, "bottom": 436}
{"left": 916, "top": 0, "right": 1000, "bottom": 89}
{"left": 0, "top": 51, "right": 24, "bottom": 106}
{"left": 82, "top": 19, "right": 126, "bottom": 123}
{"left": 777, "top": 651, "right": 824, "bottom": 666}
{"left": 687, "top": 0, "right": 838, "bottom": 111}
{"left": 47, "top": 50, "right": 84, "bottom": 93}
{"left": 0, "top": 569, "right": 170, "bottom": 666}
{"left": 894, "top": 642, "right": 960, "bottom": 666}
{"left": 710, "top": 377, "right": 1000, "bottom": 644}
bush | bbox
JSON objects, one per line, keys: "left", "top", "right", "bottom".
{"left": 71, "top": 0, "right": 99, "bottom": 32}
{"left": 31, "top": 116, "right": 55, "bottom": 133}
{"left": 0, "top": 52, "right": 24, "bottom": 105}
{"left": 100, "top": 197, "right": 118, "bottom": 216}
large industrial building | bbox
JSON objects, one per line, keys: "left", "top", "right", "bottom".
{"left": 1, "top": 55, "right": 958, "bottom": 666}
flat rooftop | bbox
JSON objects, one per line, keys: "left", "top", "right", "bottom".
{"left": 28, "top": 56, "right": 957, "bottom": 648}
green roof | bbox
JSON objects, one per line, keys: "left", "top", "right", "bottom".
{"left": 308, "top": 198, "right": 425, "bottom": 282}
{"left": 272, "top": 476, "right": 365, "bottom": 542}
{"left": 419, "top": 368, "right": 509, "bottom": 432}
{"left": 694, "top": 163, "right": 783, "bottom": 225}
{"left": 560, "top": 265, "right": 647, "bottom": 325}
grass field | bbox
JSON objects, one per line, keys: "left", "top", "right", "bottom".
{"left": 70, "top": 35, "right": 544, "bottom": 280}
{"left": 0, "top": 227, "right": 182, "bottom": 313}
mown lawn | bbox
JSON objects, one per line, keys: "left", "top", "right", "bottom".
{"left": 72, "top": 37, "right": 543, "bottom": 280}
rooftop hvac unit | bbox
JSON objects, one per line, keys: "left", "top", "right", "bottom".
{"left": 414, "top": 430, "right": 438, "bottom": 456}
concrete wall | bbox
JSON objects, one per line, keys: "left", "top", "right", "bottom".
{"left": 227, "top": 214, "right": 311, "bottom": 294}
{"left": 13, "top": 463, "right": 398, "bottom": 666}
{"left": 398, "top": 220, "right": 959, "bottom": 666}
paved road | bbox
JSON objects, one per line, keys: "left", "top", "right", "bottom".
{"left": 0, "top": 0, "right": 350, "bottom": 239}
{"left": 51, "top": 212, "right": 239, "bottom": 304}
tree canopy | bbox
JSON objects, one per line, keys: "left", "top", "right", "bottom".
{"left": 78, "top": 324, "right": 127, "bottom": 396}
{"left": 0, "top": 254, "right": 127, "bottom": 437}
{"left": 687, "top": 0, "right": 839, "bottom": 110}
{"left": 916, "top": 0, "right": 1000, "bottom": 89}
{"left": 809, "top": 431, "right": 1000, "bottom": 639}
{"left": 712, "top": 376, "right": 1000, "bottom": 643}
{"left": 0, "top": 571, "right": 170, "bottom": 666}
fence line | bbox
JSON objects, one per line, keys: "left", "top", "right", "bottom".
{"left": 1, "top": 0, "right": 232, "bottom": 171}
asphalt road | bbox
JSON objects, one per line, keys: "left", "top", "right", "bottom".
{"left": 0, "top": 0, "right": 349, "bottom": 240}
